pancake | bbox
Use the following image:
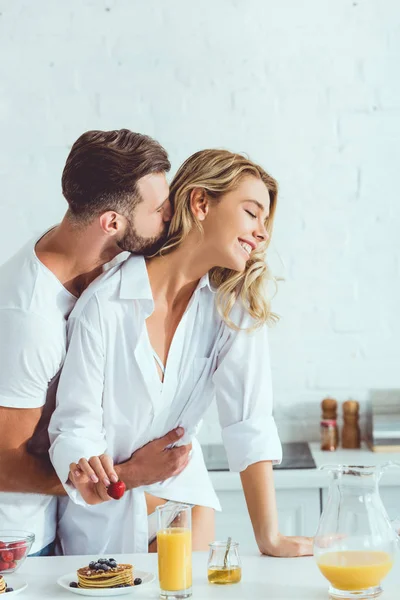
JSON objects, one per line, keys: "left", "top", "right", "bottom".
{"left": 0, "top": 575, "right": 6, "bottom": 594}
{"left": 77, "top": 562, "right": 134, "bottom": 589}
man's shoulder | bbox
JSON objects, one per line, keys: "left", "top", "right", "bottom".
{"left": 0, "top": 237, "right": 37, "bottom": 294}
{"left": 0, "top": 232, "right": 72, "bottom": 319}
{"left": 69, "top": 260, "right": 125, "bottom": 324}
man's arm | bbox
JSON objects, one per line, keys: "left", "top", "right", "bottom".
{"left": 0, "top": 405, "right": 191, "bottom": 497}
{"left": 0, "top": 406, "right": 65, "bottom": 495}
{"left": 0, "top": 310, "right": 67, "bottom": 495}
{"left": 67, "top": 428, "right": 192, "bottom": 505}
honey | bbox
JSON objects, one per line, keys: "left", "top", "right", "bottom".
{"left": 207, "top": 566, "right": 242, "bottom": 584}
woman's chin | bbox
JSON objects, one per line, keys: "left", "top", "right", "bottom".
{"left": 218, "top": 259, "right": 247, "bottom": 273}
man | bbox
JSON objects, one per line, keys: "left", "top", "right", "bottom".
{"left": 0, "top": 129, "right": 191, "bottom": 556}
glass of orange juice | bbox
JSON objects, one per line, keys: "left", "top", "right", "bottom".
{"left": 156, "top": 503, "right": 192, "bottom": 599}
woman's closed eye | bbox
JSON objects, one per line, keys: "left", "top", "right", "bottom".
{"left": 245, "top": 209, "right": 257, "bottom": 219}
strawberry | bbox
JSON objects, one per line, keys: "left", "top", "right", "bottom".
{"left": 11, "top": 542, "right": 27, "bottom": 561}
{"left": 0, "top": 561, "right": 9, "bottom": 571}
{"left": 0, "top": 551, "right": 13, "bottom": 563}
{"left": 8, "top": 561, "right": 17, "bottom": 569}
{"left": 107, "top": 480, "right": 126, "bottom": 500}
{"left": 0, "top": 542, "right": 7, "bottom": 550}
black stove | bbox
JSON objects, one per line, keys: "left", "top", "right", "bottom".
{"left": 202, "top": 441, "right": 316, "bottom": 471}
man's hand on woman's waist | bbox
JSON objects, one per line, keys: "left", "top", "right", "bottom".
{"left": 68, "top": 427, "right": 192, "bottom": 505}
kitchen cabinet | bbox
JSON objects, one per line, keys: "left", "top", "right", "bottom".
{"left": 215, "top": 488, "right": 321, "bottom": 552}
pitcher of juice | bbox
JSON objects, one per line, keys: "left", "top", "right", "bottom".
{"left": 314, "top": 463, "right": 399, "bottom": 599}
{"left": 157, "top": 503, "right": 192, "bottom": 599}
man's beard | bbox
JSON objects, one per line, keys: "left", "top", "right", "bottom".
{"left": 117, "top": 218, "right": 169, "bottom": 256}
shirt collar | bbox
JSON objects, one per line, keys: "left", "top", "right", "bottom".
{"left": 119, "top": 255, "right": 216, "bottom": 304}
{"left": 120, "top": 256, "right": 153, "bottom": 302}
{"left": 196, "top": 272, "right": 216, "bottom": 294}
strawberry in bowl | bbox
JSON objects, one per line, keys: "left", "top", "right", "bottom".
{"left": 0, "top": 531, "right": 35, "bottom": 574}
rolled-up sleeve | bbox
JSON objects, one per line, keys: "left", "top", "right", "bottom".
{"left": 48, "top": 306, "right": 107, "bottom": 505}
{"left": 213, "top": 312, "right": 282, "bottom": 472}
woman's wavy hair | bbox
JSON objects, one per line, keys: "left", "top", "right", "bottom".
{"left": 160, "top": 149, "right": 279, "bottom": 330}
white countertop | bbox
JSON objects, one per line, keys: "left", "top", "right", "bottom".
{"left": 209, "top": 442, "right": 400, "bottom": 491}
{"left": 4, "top": 552, "right": 400, "bottom": 600}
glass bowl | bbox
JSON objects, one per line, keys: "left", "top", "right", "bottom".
{"left": 0, "top": 530, "right": 35, "bottom": 574}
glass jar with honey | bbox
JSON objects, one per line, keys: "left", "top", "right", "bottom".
{"left": 207, "top": 540, "right": 241, "bottom": 584}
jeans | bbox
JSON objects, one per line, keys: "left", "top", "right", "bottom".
{"left": 28, "top": 541, "right": 55, "bottom": 557}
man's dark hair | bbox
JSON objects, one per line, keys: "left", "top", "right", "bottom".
{"left": 62, "top": 129, "right": 171, "bottom": 223}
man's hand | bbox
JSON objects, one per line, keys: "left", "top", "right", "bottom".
{"left": 115, "top": 427, "right": 192, "bottom": 489}
{"left": 68, "top": 427, "right": 191, "bottom": 503}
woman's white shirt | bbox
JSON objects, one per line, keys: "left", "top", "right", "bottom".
{"left": 49, "top": 255, "right": 282, "bottom": 554}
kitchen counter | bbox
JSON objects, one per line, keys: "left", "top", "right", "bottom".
{"left": 208, "top": 442, "right": 400, "bottom": 491}
{"left": 4, "top": 553, "right": 400, "bottom": 600}
{"left": 209, "top": 442, "right": 400, "bottom": 547}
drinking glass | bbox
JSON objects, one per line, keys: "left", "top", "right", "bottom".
{"left": 156, "top": 503, "right": 192, "bottom": 599}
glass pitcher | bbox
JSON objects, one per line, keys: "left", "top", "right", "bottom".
{"left": 314, "top": 463, "right": 399, "bottom": 599}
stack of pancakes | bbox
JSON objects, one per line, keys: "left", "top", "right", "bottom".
{"left": 0, "top": 575, "right": 6, "bottom": 594}
{"left": 77, "top": 563, "right": 134, "bottom": 589}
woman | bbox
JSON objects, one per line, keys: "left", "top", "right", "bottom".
{"left": 49, "top": 149, "right": 313, "bottom": 557}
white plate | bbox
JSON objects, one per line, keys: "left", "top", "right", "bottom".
{"left": 57, "top": 570, "right": 155, "bottom": 596}
{"left": 0, "top": 574, "right": 28, "bottom": 596}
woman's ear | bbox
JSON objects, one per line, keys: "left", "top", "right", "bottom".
{"left": 189, "top": 188, "right": 209, "bottom": 221}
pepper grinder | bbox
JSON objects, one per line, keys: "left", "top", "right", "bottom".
{"left": 342, "top": 400, "right": 361, "bottom": 449}
{"left": 320, "top": 397, "right": 339, "bottom": 451}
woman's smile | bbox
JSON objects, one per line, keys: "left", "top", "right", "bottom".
{"left": 238, "top": 238, "right": 256, "bottom": 258}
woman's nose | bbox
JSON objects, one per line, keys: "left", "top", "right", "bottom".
{"left": 255, "top": 222, "right": 269, "bottom": 242}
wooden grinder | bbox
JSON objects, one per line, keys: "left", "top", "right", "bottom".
{"left": 342, "top": 400, "right": 361, "bottom": 449}
{"left": 321, "top": 397, "right": 339, "bottom": 451}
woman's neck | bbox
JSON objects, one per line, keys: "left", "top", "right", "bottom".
{"left": 146, "top": 240, "right": 214, "bottom": 306}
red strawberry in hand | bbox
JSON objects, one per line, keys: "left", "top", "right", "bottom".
{"left": 107, "top": 480, "right": 126, "bottom": 500}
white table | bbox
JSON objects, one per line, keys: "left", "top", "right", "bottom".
{"left": 3, "top": 552, "right": 400, "bottom": 600}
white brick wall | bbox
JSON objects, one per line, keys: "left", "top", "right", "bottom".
{"left": 0, "top": 0, "right": 399, "bottom": 443}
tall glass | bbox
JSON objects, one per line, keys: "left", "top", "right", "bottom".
{"left": 314, "top": 463, "right": 399, "bottom": 599}
{"left": 156, "top": 503, "right": 192, "bottom": 600}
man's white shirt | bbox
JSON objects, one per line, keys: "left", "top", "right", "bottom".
{"left": 0, "top": 232, "right": 76, "bottom": 554}
{"left": 49, "top": 255, "right": 282, "bottom": 555}
{"left": 0, "top": 230, "right": 128, "bottom": 554}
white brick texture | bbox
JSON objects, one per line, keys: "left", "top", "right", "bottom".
{"left": 0, "top": 0, "right": 399, "bottom": 442}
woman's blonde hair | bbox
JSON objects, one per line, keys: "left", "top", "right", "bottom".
{"left": 160, "top": 149, "right": 278, "bottom": 330}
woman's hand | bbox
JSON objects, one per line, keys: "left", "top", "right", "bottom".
{"left": 240, "top": 461, "right": 314, "bottom": 558}
{"left": 258, "top": 533, "right": 314, "bottom": 557}
{"left": 68, "top": 454, "right": 118, "bottom": 505}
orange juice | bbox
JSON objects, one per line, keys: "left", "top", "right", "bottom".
{"left": 317, "top": 550, "right": 393, "bottom": 591}
{"left": 157, "top": 527, "right": 192, "bottom": 591}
